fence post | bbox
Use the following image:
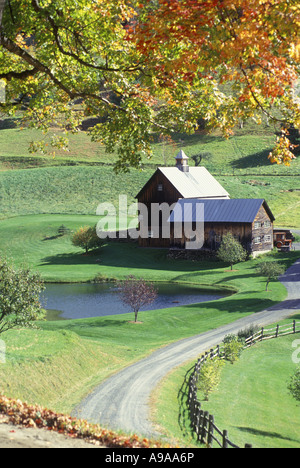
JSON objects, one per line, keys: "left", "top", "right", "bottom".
{"left": 201, "top": 411, "right": 209, "bottom": 444}
{"left": 197, "top": 410, "right": 204, "bottom": 442}
{"left": 207, "top": 414, "right": 214, "bottom": 448}
{"left": 276, "top": 324, "right": 279, "bottom": 338}
{"left": 293, "top": 320, "right": 296, "bottom": 334}
{"left": 261, "top": 327, "right": 264, "bottom": 341}
{"left": 194, "top": 402, "right": 203, "bottom": 440}
{"left": 222, "top": 430, "right": 228, "bottom": 448}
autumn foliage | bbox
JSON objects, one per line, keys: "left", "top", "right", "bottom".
{"left": 0, "top": 0, "right": 299, "bottom": 169}
{"left": 0, "top": 395, "right": 170, "bottom": 448}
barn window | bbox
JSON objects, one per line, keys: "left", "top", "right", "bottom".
{"left": 254, "top": 222, "right": 261, "bottom": 229}
{"left": 265, "top": 221, "right": 271, "bottom": 228}
{"left": 254, "top": 236, "right": 261, "bottom": 244}
{"left": 265, "top": 235, "right": 272, "bottom": 243}
{"left": 157, "top": 184, "right": 163, "bottom": 192}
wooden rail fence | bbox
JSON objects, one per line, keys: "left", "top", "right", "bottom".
{"left": 186, "top": 320, "right": 300, "bottom": 448}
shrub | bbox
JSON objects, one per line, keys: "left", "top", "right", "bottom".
{"left": 223, "top": 334, "right": 244, "bottom": 364}
{"left": 238, "top": 324, "right": 261, "bottom": 341}
{"left": 197, "top": 357, "right": 225, "bottom": 401}
{"left": 287, "top": 367, "right": 300, "bottom": 402}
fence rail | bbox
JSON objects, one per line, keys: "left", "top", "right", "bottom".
{"left": 186, "top": 320, "right": 300, "bottom": 448}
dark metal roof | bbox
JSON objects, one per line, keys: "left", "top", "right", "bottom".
{"left": 169, "top": 199, "right": 275, "bottom": 223}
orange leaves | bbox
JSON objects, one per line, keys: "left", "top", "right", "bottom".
{"left": 135, "top": 0, "right": 300, "bottom": 97}
{"left": 0, "top": 394, "right": 171, "bottom": 448}
{"left": 269, "top": 130, "right": 298, "bottom": 166}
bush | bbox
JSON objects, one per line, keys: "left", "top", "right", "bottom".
{"left": 287, "top": 367, "right": 300, "bottom": 402}
{"left": 223, "top": 334, "right": 244, "bottom": 364}
{"left": 197, "top": 357, "right": 225, "bottom": 401}
{"left": 238, "top": 324, "right": 260, "bottom": 341}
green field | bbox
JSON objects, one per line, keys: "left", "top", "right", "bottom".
{"left": 0, "top": 116, "right": 300, "bottom": 446}
{"left": 153, "top": 329, "right": 300, "bottom": 448}
{"left": 0, "top": 218, "right": 298, "bottom": 417}
{"left": 1, "top": 116, "right": 300, "bottom": 225}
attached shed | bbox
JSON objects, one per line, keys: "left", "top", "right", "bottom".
{"left": 169, "top": 198, "right": 275, "bottom": 255}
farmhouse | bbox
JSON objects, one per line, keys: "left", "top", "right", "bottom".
{"left": 169, "top": 198, "right": 275, "bottom": 256}
{"left": 136, "top": 150, "right": 275, "bottom": 255}
{"left": 136, "top": 150, "right": 229, "bottom": 247}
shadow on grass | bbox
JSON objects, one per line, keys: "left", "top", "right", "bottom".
{"left": 39, "top": 243, "right": 226, "bottom": 273}
{"left": 185, "top": 296, "right": 280, "bottom": 315}
{"left": 236, "top": 426, "right": 300, "bottom": 444}
{"left": 230, "top": 149, "right": 273, "bottom": 169}
{"left": 39, "top": 250, "right": 103, "bottom": 266}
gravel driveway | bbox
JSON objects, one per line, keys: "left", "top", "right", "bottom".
{"left": 73, "top": 257, "right": 300, "bottom": 438}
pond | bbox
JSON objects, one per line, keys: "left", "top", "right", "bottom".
{"left": 42, "top": 283, "right": 227, "bottom": 321}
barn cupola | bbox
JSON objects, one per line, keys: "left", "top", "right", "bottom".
{"left": 175, "top": 150, "right": 189, "bottom": 173}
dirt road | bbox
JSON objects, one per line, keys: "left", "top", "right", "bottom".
{"left": 0, "top": 418, "right": 100, "bottom": 448}
{"left": 73, "top": 258, "right": 300, "bottom": 438}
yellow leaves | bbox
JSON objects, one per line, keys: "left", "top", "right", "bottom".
{"left": 268, "top": 131, "right": 298, "bottom": 166}
{"left": 290, "top": 42, "right": 300, "bottom": 61}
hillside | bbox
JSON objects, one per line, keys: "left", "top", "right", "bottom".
{"left": 0, "top": 117, "right": 300, "bottom": 226}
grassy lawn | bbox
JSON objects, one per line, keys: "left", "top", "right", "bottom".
{"left": 0, "top": 213, "right": 298, "bottom": 286}
{"left": 152, "top": 321, "right": 300, "bottom": 448}
{"left": 0, "top": 116, "right": 300, "bottom": 442}
{"left": 0, "top": 212, "right": 298, "bottom": 418}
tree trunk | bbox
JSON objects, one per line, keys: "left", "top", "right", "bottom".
{"left": 134, "top": 309, "right": 139, "bottom": 323}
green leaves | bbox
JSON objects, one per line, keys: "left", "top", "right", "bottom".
{"left": 0, "top": 258, "right": 45, "bottom": 334}
{"left": 0, "top": 0, "right": 299, "bottom": 170}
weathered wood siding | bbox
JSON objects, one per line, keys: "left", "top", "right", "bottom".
{"left": 171, "top": 222, "right": 253, "bottom": 251}
{"left": 137, "top": 170, "right": 182, "bottom": 248}
{"left": 251, "top": 205, "right": 274, "bottom": 252}
{"left": 170, "top": 205, "right": 273, "bottom": 253}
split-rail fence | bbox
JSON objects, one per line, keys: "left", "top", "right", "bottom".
{"left": 186, "top": 320, "right": 300, "bottom": 448}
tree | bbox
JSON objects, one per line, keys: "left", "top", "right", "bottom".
{"left": 0, "top": 1, "right": 298, "bottom": 171}
{"left": 118, "top": 275, "right": 158, "bottom": 323}
{"left": 257, "top": 261, "right": 285, "bottom": 292}
{"left": 197, "top": 357, "right": 225, "bottom": 401}
{"left": 217, "top": 233, "right": 247, "bottom": 270}
{"left": 0, "top": 258, "right": 45, "bottom": 335}
{"left": 287, "top": 367, "right": 300, "bottom": 403}
{"left": 158, "top": 133, "right": 177, "bottom": 166}
{"left": 71, "top": 225, "right": 102, "bottom": 255}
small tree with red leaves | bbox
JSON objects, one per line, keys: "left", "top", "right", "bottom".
{"left": 118, "top": 275, "right": 158, "bottom": 323}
